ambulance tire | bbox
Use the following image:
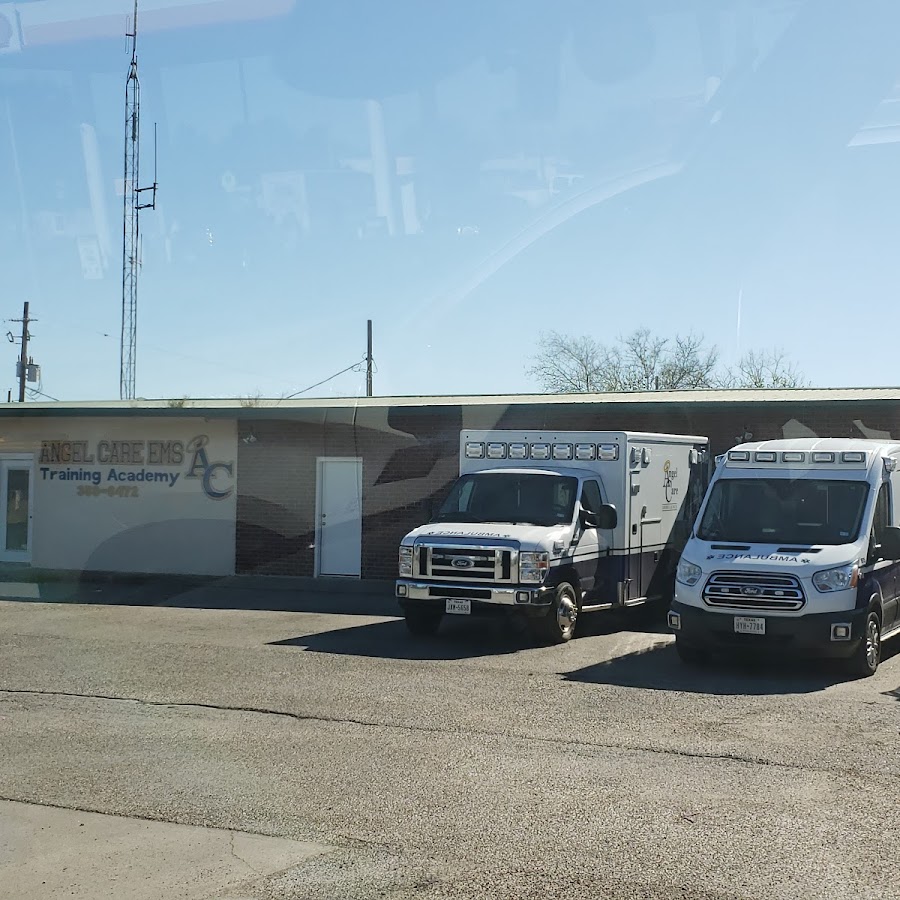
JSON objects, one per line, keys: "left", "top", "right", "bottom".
{"left": 846, "top": 610, "right": 881, "bottom": 678}
{"left": 531, "top": 582, "right": 579, "bottom": 644}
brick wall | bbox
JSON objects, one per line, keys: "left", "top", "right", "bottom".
{"left": 235, "top": 400, "right": 900, "bottom": 579}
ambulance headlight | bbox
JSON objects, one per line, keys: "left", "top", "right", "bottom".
{"left": 520, "top": 551, "right": 549, "bottom": 583}
{"left": 398, "top": 545, "right": 413, "bottom": 577}
{"left": 812, "top": 563, "right": 858, "bottom": 593}
{"left": 676, "top": 558, "right": 702, "bottom": 587}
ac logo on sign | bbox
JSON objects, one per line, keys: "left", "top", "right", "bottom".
{"left": 185, "top": 435, "right": 234, "bottom": 500}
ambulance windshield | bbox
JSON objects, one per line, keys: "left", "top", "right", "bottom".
{"left": 697, "top": 478, "right": 869, "bottom": 546}
{"left": 435, "top": 473, "right": 578, "bottom": 527}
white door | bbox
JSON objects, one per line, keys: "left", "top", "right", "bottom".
{"left": 0, "top": 458, "right": 33, "bottom": 563}
{"left": 316, "top": 458, "right": 362, "bottom": 577}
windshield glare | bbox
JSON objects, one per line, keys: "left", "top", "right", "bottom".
{"left": 697, "top": 478, "right": 870, "bottom": 546}
{"left": 435, "top": 473, "right": 577, "bottom": 527}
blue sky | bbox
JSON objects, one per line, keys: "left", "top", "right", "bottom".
{"left": 0, "top": 0, "right": 898, "bottom": 401}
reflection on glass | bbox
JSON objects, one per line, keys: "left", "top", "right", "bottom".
{"left": 697, "top": 478, "right": 868, "bottom": 546}
{"left": 436, "top": 472, "right": 577, "bottom": 527}
{"left": 6, "top": 469, "right": 29, "bottom": 552}
{"left": 2, "top": 2, "right": 899, "bottom": 399}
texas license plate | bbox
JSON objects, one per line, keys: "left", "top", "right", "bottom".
{"left": 445, "top": 599, "right": 471, "bottom": 615}
{"left": 734, "top": 616, "right": 765, "bottom": 635}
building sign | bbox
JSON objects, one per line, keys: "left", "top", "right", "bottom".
{"left": 38, "top": 434, "right": 234, "bottom": 500}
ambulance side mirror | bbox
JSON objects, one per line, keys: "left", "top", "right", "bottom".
{"left": 595, "top": 504, "right": 618, "bottom": 530}
{"left": 878, "top": 526, "right": 900, "bottom": 560}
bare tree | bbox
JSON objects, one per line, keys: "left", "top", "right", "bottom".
{"left": 619, "top": 329, "right": 669, "bottom": 391}
{"left": 525, "top": 332, "right": 608, "bottom": 393}
{"left": 721, "top": 349, "right": 808, "bottom": 389}
{"left": 658, "top": 331, "right": 720, "bottom": 390}
{"left": 527, "top": 330, "right": 805, "bottom": 393}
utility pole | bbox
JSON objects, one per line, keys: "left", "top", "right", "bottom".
{"left": 366, "top": 319, "right": 373, "bottom": 397}
{"left": 18, "top": 301, "right": 28, "bottom": 402}
{"left": 7, "top": 301, "right": 34, "bottom": 403}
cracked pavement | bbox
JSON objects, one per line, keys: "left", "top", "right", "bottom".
{"left": 0, "top": 597, "right": 898, "bottom": 899}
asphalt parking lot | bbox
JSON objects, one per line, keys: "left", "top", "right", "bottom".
{"left": 0, "top": 580, "right": 898, "bottom": 899}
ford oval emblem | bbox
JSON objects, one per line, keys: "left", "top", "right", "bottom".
{"left": 452, "top": 558, "right": 474, "bottom": 569}
{"left": 742, "top": 586, "right": 761, "bottom": 596}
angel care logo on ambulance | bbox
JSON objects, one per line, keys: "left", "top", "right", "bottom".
{"left": 38, "top": 434, "right": 234, "bottom": 500}
{"left": 663, "top": 460, "right": 680, "bottom": 511}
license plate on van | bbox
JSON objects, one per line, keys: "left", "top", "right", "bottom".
{"left": 445, "top": 599, "right": 471, "bottom": 615}
{"left": 734, "top": 616, "right": 765, "bottom": 635}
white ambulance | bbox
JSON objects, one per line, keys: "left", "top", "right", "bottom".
{"left": 670, "top": 438, "right": 900, "bottom": 676}
{"left": 396, "top": 430, "right": 708, "bottom": 643}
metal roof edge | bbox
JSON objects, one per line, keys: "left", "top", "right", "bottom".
{"left": 0, "top": 387, "right": 898, "bottom": 415}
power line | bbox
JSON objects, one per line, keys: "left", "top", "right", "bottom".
{"left": 138, "top": 340, "right": 299, "bottom": 386}
{"left": 286, "top": 321, "right": 377, "bottom": 401}
{"left": 283, "top": 358, "right": 367, "bottom": 400}
{"left": 38, "top": 319, "right": 373, "bottom": 401}
{"left": 26, "top": 387, "right": 58, "bottom": 402}
{"left": 38, "top": 320, "right": 300, "bottom": 390}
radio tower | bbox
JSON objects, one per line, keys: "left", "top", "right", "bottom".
{"left": 120, "top": 0, "right": 157, "bottom": 400}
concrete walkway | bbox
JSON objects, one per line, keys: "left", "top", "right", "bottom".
{"left": 0, "top": 573, "right": 397, "bottom": 616}
{"left": 0, "top": 800, "right": 329, "bottom": 900}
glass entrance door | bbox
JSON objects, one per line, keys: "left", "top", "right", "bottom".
{"left": 0, "top": 460, "right": 32, "bottom": 562}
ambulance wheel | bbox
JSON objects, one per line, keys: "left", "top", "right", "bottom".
{"left": 846, "top": 611, "right": 881, "bottom": 678}
{"left": 531, "top": 582, "right": 579, "bottom": 644}
{"left": 404, "top": 609, "right": 442, "bottom": 636}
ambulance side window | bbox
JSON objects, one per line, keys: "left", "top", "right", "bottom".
{"left": 891, "top": 469, "right": 900, "bottom": 524}
{"left": 580, "top": 480, "right": 603, "bottom": 513}
{"left": 454, "top": 479, "right": 475, "bottom": 513}
{"left": 869, "top": 482, "right": 891, "bottom": 562}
